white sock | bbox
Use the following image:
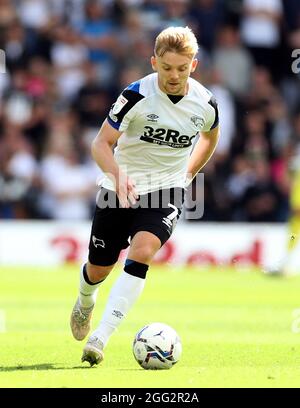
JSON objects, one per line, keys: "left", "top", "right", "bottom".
{"left": 91, "top": 265, "right": 147, "bottom": 347}
{"left": 79, "top": 264, "right": 104, "bottom": 308}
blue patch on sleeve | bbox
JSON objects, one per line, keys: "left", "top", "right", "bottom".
{"left": 126, "top": 80, "right": 141, "bottom": 93}
{"left": 107, "top": 116, "right": 121, "bottom": 130}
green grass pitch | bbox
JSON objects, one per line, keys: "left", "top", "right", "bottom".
{"left": 1, "top": 264, "right": 300, "bottom": 388}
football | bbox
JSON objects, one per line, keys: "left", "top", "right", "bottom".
{"left": 132, "top": 322, "right": 182, "bottom": 369}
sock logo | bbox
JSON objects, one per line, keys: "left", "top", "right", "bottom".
{"left": 112, "top": 310, "right": 124, "bottom": 319}
{"left": 92, "top": 235, "right": 105, "bottom": 248}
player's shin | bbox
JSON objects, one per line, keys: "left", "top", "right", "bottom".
{"left": 79, "top": 263, "right": 106, "bottom": 308}
{"left": 90, "top": 259, "right": 149, "bottom": 347}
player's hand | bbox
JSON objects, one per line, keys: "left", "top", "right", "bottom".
{"left": 116, "top": 171, "right": 138, "bottom": 208}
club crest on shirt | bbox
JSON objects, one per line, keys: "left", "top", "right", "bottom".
{"left": 112, "top": 95, "right": 128, "bottom": 114}
{"left": 191, "top": 116, "right": 205, "bottom": 129}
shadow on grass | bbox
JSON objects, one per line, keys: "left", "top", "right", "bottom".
{"left": 117, "top": 368, "right": 143, "bottom": 371}
{"left": 0, "top": 364, "right": 91, "bottom": 372}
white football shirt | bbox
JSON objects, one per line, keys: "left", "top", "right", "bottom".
{"left": 102, "top": 72, "right": 218, "bottom": 195}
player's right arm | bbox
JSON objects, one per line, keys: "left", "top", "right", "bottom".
{"left": 91, "top": 119, "right": 138, "bottom": 208}
{"left": 186, "top": 125, "right": 220, "bottom": 185}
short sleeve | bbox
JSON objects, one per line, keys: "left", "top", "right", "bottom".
{"left": 202, "top": 96, "right": 219, "bottom": 132}
{"left": 107, "top": 86, "right": 144, "bottom": 132}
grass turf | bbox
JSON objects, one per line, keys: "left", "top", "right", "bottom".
{"left": 1, "top": 264, "right": 300, "bottom": 388}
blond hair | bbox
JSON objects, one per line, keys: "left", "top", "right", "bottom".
{"left": 154, "top": 26, "right": 198, "bottom": 59}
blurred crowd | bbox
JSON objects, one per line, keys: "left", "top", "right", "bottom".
{"left": 0, "top": 0, "right": 300, "bottom": 222}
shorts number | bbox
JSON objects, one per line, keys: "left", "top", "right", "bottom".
{"left": 167, "top": 203, "right": 178, "bottom": 221}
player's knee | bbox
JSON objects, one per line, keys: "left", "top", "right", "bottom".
{"left": 130, "top": 245, "right": 156, "bottom": 264}
{"left": 87, "top": 261, "right": 114, "bottom": 283}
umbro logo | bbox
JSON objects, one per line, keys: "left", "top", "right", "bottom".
{"left": 147, "top": 113, "right": 159, "bottom": 122}
{"left": 112, "top": 310, "right": 124, "bottom": 319}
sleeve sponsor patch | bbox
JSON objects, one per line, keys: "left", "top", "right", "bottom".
{"left": 112, "top": 95, "right": 128, "bottom": 114}
{"left": 106, "top": 89, "right": 145, "bottom": 131}
{"left": 108, "top": 110, "right": 118, "bottom": 123}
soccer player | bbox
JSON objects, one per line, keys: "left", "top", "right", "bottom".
{"left": 70, "top": 26, "right": 220, "bottom": 366}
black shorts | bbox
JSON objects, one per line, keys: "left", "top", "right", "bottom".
{"left": 88, "top": 187, "right": 184, "bottom": 266}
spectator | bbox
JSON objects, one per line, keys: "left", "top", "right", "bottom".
{"left": 265, "top": 95, "right": 292, "bottom": 158}
{"left": 0, "top": 126, "right": 39, "bottom": 218}
{"left": 243, "top": 110, "right": 271, "bottom": 162}
{"left": 51, "top": 24, "right": 88, "bottom": 101}
{"left": 3, "top": 20, "right": 30, "bottom": 71}
{"left": 39, "top": 114, "right": 97, "bottom": 220}
{"left": 78, "top": 0, "right": 118, "bottom": 85}
{"left": 188, "top": 0, "right": 225, "bottom": 52}
{"left": 227, "top": 155, "right": 256, "bottom": 209}
{"left": 74, "top": 62, "right": 113, "bottom": 129}
{"left": 160, "top": 0, "right": 189, "bottom": 29}
{"left": 16, "top": 0, "right": 50, "bottom": 30}
{"left": 239, "top": 160, "right": 286, "bottom": 222}
{"left": 48, "top": 0, "right": 86, "bottom": 28}
{"left": 0, "top": 0, "right": 17, "bottom": 28}
{"left": 240, "top": 0, "right": 283, "bottom": 77}
{"left": 212, "top": 24, "right": 254, "bottom": 96}
{"left": 208, "top": 69, "right": 236, "bottom": 162}
{"left": 116, "top": 8, "right": 154, "bottom": 74}
{"left": 242, "top": 66, "right": 278, "bottom": 110}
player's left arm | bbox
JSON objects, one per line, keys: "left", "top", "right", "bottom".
{"left": 186, "top": 125, "right": 220, "bottom": 186}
